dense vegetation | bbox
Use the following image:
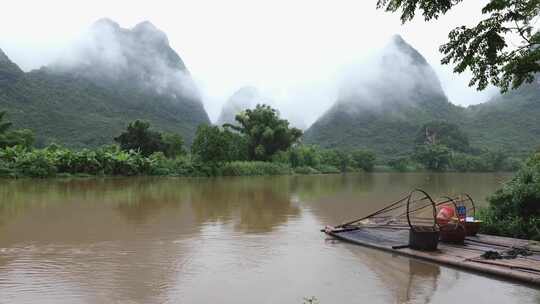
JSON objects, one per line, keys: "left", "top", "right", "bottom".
{"left": 114, "top": 120, "right": 185, "bottom": 157}
{"left": 389, "top": 121, "right": 521, "bottom": 172}
{"left": 463, "top": 82, "right": 540, "bottom": 158}
{"left": 0, "top": 105, "right": 377, "bottom": 178}
{"left": 224, "top": 105, "right": 302, "bottom": 161}
{"left": 0, "top": 104, "right": 522, "bottom": 178}
{"left": 479, "top": 152, "right": 540, "bottom": 241}
{"left": 0, "top": 111, "right": 34, "bottom": 149}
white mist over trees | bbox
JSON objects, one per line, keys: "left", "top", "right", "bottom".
{"left": 0, "top": 19, "right": 210, "bottom": 147}
{"left": 337, "top": 35, "right": 447, "bottom": 110}
{"left": 53, "top": 18, "right": 200, "bottom": 101}
{"left": 0, "top": 0, "right": 500, "bottom": 127}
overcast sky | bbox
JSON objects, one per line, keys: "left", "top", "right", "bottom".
{"left": 0, "top": 0, "right": 497, "bottom": 125}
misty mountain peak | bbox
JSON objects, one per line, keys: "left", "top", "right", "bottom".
{"left": 386, "top": 34, "right": 428, "bottom": 66}
{"left": 133, "top": 21, "right": 160, "bottom": 33}
{"left": 0, "top": 48, "right": 23, "bottom": 85}
{"left": 0, "top": 48, "right": 9, "bottom": 63}
{"left": 336, "top": 34, "right": 446, "bottom": 108}
{"left": 51, "top": 18, "right": 195, "bottom": 99}
{"left": 133, "top": 21, "right": 169, "bottom": 45}
{"left": 390, "top": 34, "right": 406, "bottom": 44}
{"left": 91, "top": 18, "right": 121, "bottom": 31}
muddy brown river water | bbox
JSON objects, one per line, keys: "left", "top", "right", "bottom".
{"left": 0, "top": 173, "right": 539, "bottom": 303}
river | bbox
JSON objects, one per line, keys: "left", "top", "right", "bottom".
{"left": 0, "top": 173, "right": 539, "bottom": 303}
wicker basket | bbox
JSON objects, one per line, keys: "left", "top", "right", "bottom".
{"left": 465, "top": 220, "right": 482, "bottom": 236}
{"left": 437, "top": 196, "right": 467, "bottom": 244}
{"left": 439, "top": 222, "right": 466, "bottom": 244}
{"left": 462, "top": 194, "right": 482, "bottom": 236}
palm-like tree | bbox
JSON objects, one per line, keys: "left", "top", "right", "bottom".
{"left": 0, "top": 111, "right": 12, "bottom": 135}
{"left": 0, "top": 111, "right": 14, "bottom": 147}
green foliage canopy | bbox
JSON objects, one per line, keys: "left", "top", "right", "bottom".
{"left": 377, "top": 0, "right": 540, "bottom": 92}
{"left": 480, "top": 152, "right": 540, "bottom": 240}
{"left": 413, "top": 144, "right": 452, "bottom": 171}
{"left": 114, "top": 120, "right": 167, "bottom": 157}
{"left": 226, "top": 104, "right": 302, "bottom": 161}
{"left": 351, "top": 150, "right": 377, "bottom": 172}
{"left": 415, "top": 121, "right": 470, "bottom": 152}
{"left": 0, "top": 110, "right": 34, "bottom": 149}
{"left": 191, "top": 125, "right": 247, "bottom": 164}
{"left": 162, "top": 132, "right": 185, "bottom": 158}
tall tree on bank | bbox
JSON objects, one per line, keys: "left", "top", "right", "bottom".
{"left": 114, "top": 120, "right": 167, "bottom": 157}
{"left": 225, "top": 104, "right": 303, "bottom": 161}
{"left": 377, "top": 0, "right": 540, "bottom": 92}
{"left": 0, "top": 111, "right": 12, "bottom": 136}
{"left": 191, "top": 125, "right": 247, "bottom": 164}
{"left": 0, "top": 110, "right": 34, "bottom": 148}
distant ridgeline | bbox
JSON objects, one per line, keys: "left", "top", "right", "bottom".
{"left": 304, "top": 35, "right": 540, "bottom": 159}
{"left": 0, "top": 19, "right": 209, "bottom": 148}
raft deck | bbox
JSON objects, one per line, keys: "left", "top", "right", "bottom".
{"left": 326, "top": 227, "right": 540, "bottom": 286}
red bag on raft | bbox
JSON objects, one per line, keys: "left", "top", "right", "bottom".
{"left": 436, "top": 204, "right": 456, "bottom": 226}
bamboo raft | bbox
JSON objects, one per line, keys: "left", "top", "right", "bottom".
{"left": 323, "top": 190, "right": 540, "bottom": 286}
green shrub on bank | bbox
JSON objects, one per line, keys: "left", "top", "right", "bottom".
{"left": 314, "top": 165, "right": 340, "bottom": 174}
{"left": 272, "top": 146, "right": 375, "bottom": 173}
{"left": 478, "top": 153, "right": 540, "bottom": 240}
{"left": 387, "top": 157, "right": 419, "bottom": 172}
{"left": 413, "top": 144, "right": 452, "bottom": 171}
{"left": 0, "top": 144, "right": 350, "bottom": 178}
{"left": 0, "top": 159, "right": 13, "bottom": 176}
{"left": 18, "top": 150, "right": 57, "bottom": 178}
{"left": 351, "top": 150, "right": 376, "bottom": 172}
{"left": 452, "top": 152, "right": 522, "bottom": 172}
{"left": 220, "top": 161, "right": 291, "bottom": 176}
{"left": 294, "top": 166, "right": 320, "bottom": 175}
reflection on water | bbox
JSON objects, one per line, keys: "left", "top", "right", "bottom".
{"left": 0, "top": 173, "right": 538, "bottom": 303}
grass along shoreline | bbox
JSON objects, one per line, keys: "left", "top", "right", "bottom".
{"left": 0, "top": 145, "right": 350, "bottom": 178}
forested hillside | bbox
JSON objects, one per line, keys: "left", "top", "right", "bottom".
{"left": 0, "top": 19, "right": 209, "bottom": 147}
{"left": 464, "top": 82, "right": 540, "bottom": 158}
{"left": 304, "top": 35, "right": 465, "bottom": 158}
{"left": 304, "top": 35, "right": 540, "bottom": 159}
